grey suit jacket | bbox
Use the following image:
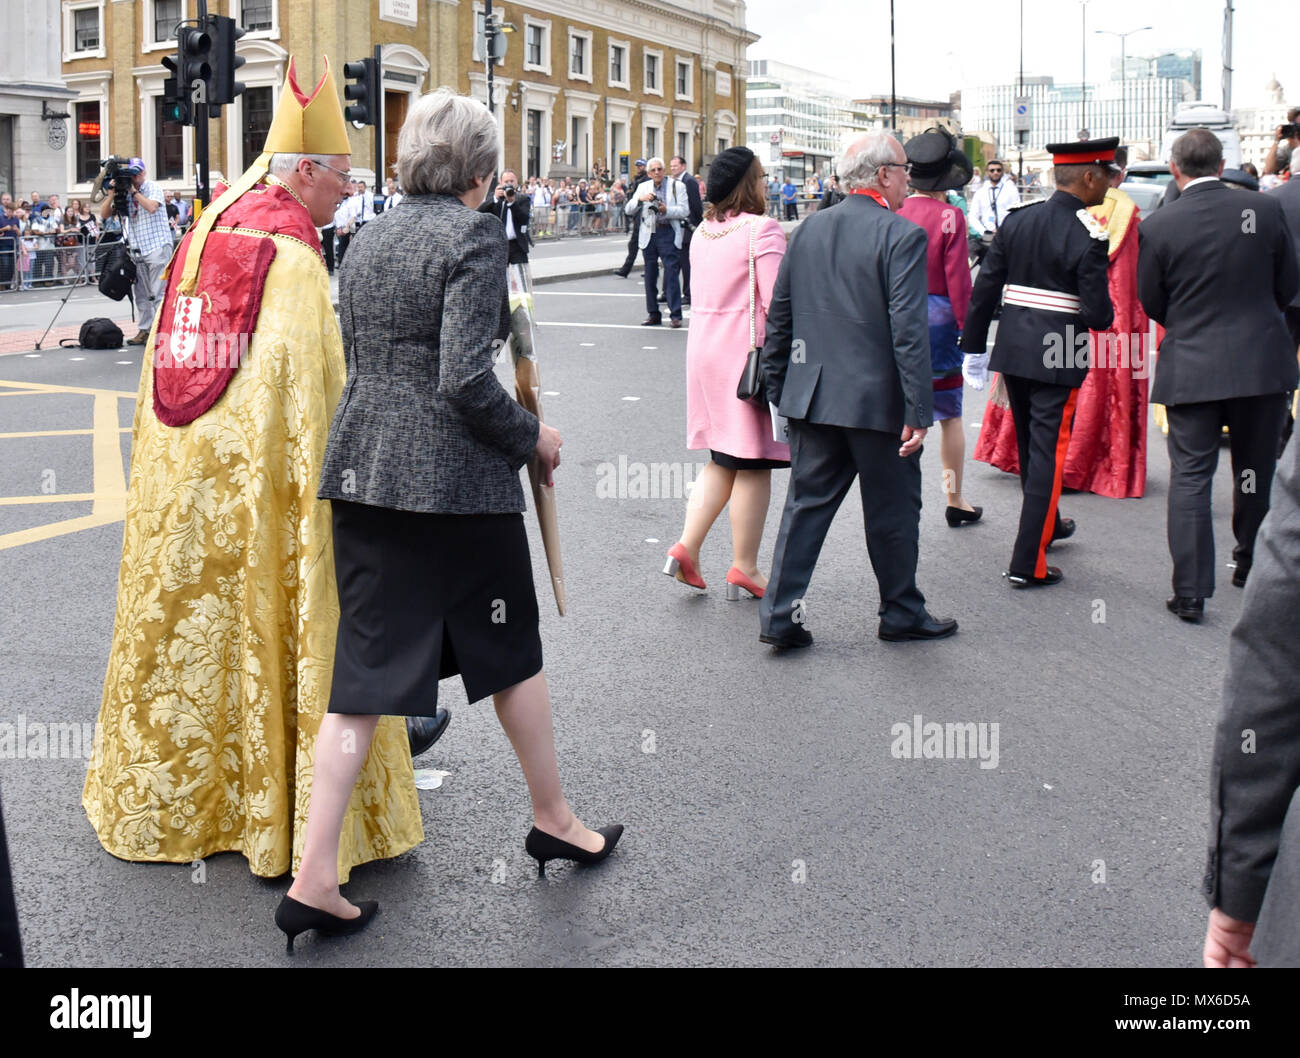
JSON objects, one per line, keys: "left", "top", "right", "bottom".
{"left": 761, "top": 194, "right": 933, "bottom": 431}
{"left": 1203, "top": 436, "right": 1300, "bottom": 965}
{"left": 318, "top": 193, "right": 539, "bottom": 514}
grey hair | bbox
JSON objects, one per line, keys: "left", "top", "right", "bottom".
{"left": 268, "top": 153, "right": 336, "bottom": 177}
{"left": 646, "top": 156, "right": 665, "bottom": 170}
{"left": 397, "top": 87, "right": 499, "bottom": 196}
{"left": 837, "top": 132, "right": 900, "bottom": 192}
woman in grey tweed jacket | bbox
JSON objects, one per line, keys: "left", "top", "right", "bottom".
{"left": 276, "top": 89, "right": 621, "bottom": 951}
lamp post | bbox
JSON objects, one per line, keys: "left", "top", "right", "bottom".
{"left": 1079, "top": 0, "right": 1090, "bottom": 135}
{"left": 1095, "top": 26, "right": 1151, "bottom": 144}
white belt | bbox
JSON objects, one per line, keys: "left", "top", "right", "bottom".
{"left": 1002, "top": 284, "right": 1082, "bottom": 314}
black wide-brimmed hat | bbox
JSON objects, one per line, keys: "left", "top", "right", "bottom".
{"left": 904, "top": 127, "right": 973, "bottom": 192}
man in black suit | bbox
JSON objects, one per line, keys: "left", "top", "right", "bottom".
{"left": 1138, "top": 128, "right": 1299, "bottom": 621}
{"left": 960, "top": 138, "right": 1116, "bottom": 589}
{"left": 669, "top": 156, "right": 704, "bottom": 304}
{"left": 1272, "top": 155, "right": 1300, "bottom": 450}
{"left": 615, "top": 158, "right": 648, "bottom": 278}
{"left": 1201, "top": 436, "right": 1300, "bottom": 967}
{"left": 759, "top": 131, "right": 957, "bottom": 648}
{"left": 478, "top": 168, "right": 532, "bottom": 265}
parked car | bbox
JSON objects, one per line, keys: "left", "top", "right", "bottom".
{"left": 1118, "top": 181, "right": 1166, "bottom": 214}
{"left": 1124, "top": 162, "right": 1173, "bottom": 187}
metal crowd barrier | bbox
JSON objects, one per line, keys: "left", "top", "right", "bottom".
{"left": 529, "top": 202, "right": 630, "bottom": 241}
{"left": 0, "top": 230, "right": 120, "bottom": 292}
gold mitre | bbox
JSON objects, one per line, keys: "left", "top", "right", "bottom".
{"left": 174, "top": 55, "right": 350, "bottom": 295}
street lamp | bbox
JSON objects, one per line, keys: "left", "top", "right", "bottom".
{"left": 1079, "top": 0, "right": 1090, "bottom": 135}
{"left": 1096, "top": 26, "right": 1152, "bottom": 144}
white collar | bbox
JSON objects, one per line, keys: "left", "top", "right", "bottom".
{"left": 1182, "top": 176, "right": 1220, "bottom": 191}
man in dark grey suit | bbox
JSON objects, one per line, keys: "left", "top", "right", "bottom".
{"left": 1138, "top": 128, "right": 1299, "bottom": 621}
{"left": 758, "top": 131, "right": 957, "bottom": 648}
{"left": 1202, "top": 437, "right": 1300, "bottom": 967}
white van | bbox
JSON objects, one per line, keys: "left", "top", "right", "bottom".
{"left": 1159, "top": 102, "right": 1243, "bottom": 168}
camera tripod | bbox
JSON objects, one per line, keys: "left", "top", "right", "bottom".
{"left": 33, "top": 219, "right": 133, "bottom": 351}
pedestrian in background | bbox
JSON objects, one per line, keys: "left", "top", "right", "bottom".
{"left": 1137, "top": 128, "right": 1299, "bottom": 621}
{"left": 897, "top": 127, "right": 982, "bottom": 527}
{"left": 285, "top": 88, "right": 622, "bottom": 951}
{"left": 663, "top": 147, "right": 789, "bottom": 599}
{"left": 760, "top": 131, "right": 957, "bottom": 648}
{"left": 615, "top": 158, "right": 647, "bottom": 274}
{"left": 781, "top": 176, "right": 797, "bottom": 220}
{"left": 670, "top": 155, "right": 703, "bottom": 304}
{"left": 626, "top": 157, "right": 689, "bottom": 327}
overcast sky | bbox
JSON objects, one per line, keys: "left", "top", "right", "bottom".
{"left": 743, "top": 0, "right": 1298, "bottom": 111}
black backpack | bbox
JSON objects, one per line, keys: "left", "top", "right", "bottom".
{"left": 76, "top": 318, "right": 125, "bottom": 349}
{"left": 98, "top": 243, "right": 136, "bottom": 301}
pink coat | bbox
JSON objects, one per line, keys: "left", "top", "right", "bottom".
{"left": 685, "top": 212, "right": 790, "bottom": 460}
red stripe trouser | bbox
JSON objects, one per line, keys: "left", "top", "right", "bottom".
{"left": 1003, "top": 374, "right": 1080, "bottom": 578}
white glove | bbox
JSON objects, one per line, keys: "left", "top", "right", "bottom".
{"left": 962, "top": 353, "right": 991, "bottom": 391}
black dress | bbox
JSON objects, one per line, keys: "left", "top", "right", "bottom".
{"left": 327, "top": 500, "right": 544, "bottom": 716}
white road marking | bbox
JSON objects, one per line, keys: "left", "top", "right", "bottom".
{"left": 24, "top": 353, "right": 40, "bottom": 358}
{"left": 538, "top": 321, "right": 687, "bottom": 331}
{"left": 115, "top": 361, "right": 133, "bottom": 365}
{"left": 534, "top": 291, "right": 643, "bottom": 298}
{"left": 579, "top": 342, "right": 595, "bottom": 347}
{"left": 642, "top": 346, "right": 657, "bottom": 350}
{"left": 622, "top": 396, "right": 640, "bottom": 401}
{"left": 69, "top": 357, "right": 85, "bottom": 361}
{"left": 543, "top": 390, "right": 559, "bottom": 396}
{"left": 645, "top": 538, "right": 660, "bottom": 543}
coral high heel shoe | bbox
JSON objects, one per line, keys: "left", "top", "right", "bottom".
{"left": 662, "top": 542, "right": 706, "bottom": 590}
{"left": 724, "top": 567, "right": 765, "bottom": 600}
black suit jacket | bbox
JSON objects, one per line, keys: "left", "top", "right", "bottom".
{"left": 478, "top": 193, "right": 532, "bottom": 264}
{"left": 1203, "top": 436, "right": 1300, "bottom": 963}
{"left": 1138, "top": 179, "right": 1299, "bottom": 405}
{"left": 762, "top": 194, "right": 932, "bottom": 431}
{"left": 1273, "top": 177, "right": 1300, "bottom": 311}
{"left": 960, "top": 190, "right": 1113, "bottom": 388}
{"left": 680, "top": 172, "right": 703, "bottom": 228}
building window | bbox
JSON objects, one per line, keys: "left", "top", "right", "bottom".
{"left": 527, "top": 109, "right": 542, "bottom": 179}
{"left": 610, "top": 44, "right": 626, "bottom": 87}
{"left": 676, "top": 60, "right": 692, "bottom": 100}
{"left": 0, "top": 116, "right": 14, "bottom": 199}
{"left": 568, "top": 30, "right": 592, "bottom": 81}
{"left": 153, "top": 0, "right": 182, "bottom": 45}
{"left": 72, "top": 6, "right": 100, "bottom": 52}
{"left": 645, "top": 125, "right": 659, "bottom": 158}
{"left": 644, "top": 50, "right": 661, "bottom": 95}
{"left": 527, "top": 25, "right": 543, "bottom": 66}
{"left": 677, "top": 131, "right": 689, "bottom": 164}
{"left": 154, "top": 95, "right": 184, "bottom": 180}
{"left": 75, "top": 101, "right": 102, "bottom": 185}
{"left": 240, "top": 0, "right": 274, "bottom": 33}
{"left": 242, "top": 86, "right": 273, "bottom": 172}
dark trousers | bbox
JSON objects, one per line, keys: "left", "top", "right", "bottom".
{"left": 760, "top": 419, "right": 926, "bottom": 636}
{"left": 1003, "top": 374, "right": 1078, "bottom": 578}
{"left": 784, "top": 201, "right": 798, "bottom": 221}
{"left": 1284, "top": 307, "right": 1300, "bottom": 452}
{"left": 1165, "top": 393, "right": 1289, "bottom": 597}
{"left": 336, "top": 231, "right": 352, "bottom": 266}
{"left": 680, "top": 225, "right": 694, "bottom": 300}
{"left": 642, "top": 226, "right": 681, "bottom": 320}
{"left": 321, "top": 225, "right": 336, "bottom": 274}
{"left": 619, "top": 221, "right": 639, "bottom": 274}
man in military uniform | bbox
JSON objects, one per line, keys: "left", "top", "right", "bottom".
{"left": 960, "top": 138, "right": 1117, "bottom": 587}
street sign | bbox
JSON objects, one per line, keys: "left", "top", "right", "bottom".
{"left": 769, "top": 132, "right": 780, "bottom": 144}
{"left": 769, "top": 143, "right": 781, "bottom": 162}
{"left": 1013, "top": 96, "right": 1031, "bottom": 133}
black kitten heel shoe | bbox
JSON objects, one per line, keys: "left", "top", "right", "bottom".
{"left": 525, "top": 823, "right": 624, "bottom": 878}
{"left": 945, "top": 505, "right": 983, "bottom": 527}
{"left": 274, "top": 894, "right": 379, "bottom": 955}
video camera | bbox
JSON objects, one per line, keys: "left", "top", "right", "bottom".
{"left": 91, "top": 156, "right": 141, "bottom": 218}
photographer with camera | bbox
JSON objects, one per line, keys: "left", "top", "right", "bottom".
{"left": 99, "top": 157, "right": 173, "bottom": 344}
{"left": 478, "top": 169, "right": 532, "bottom": 265}
{"left": 1263, "top": 110, "right": 1299, "bottom": 182}
{"left": 625, "top": 157, "right": 689, "bottom": 327}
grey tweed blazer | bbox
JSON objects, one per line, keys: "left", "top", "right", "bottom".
{"left": 319, "top": 193, "right": 539, "bottom": 514}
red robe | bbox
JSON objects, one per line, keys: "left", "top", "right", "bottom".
{"left": 973, "top": 188, "right": 1150, "bottom": 498}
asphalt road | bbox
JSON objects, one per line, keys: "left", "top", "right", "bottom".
{"left": 0, "top": 273, "right": 1249, "bottom": 966}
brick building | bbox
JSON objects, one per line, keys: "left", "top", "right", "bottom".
{"left": 58, "top": 0, "right": 754, "bottom": 201}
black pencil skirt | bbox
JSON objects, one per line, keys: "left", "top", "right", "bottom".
{"left": 327, "top": 500, "right": 544, "bottom": 716}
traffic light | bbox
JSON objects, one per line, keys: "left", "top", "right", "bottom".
{"left": 160, "top": 23, "right": 211, "bottom": 126}
{"left": 206, "top": 15, "right": 246, "bottom": 109}
{"left": 343, "top": 56, "right": 380, "bottom": 126}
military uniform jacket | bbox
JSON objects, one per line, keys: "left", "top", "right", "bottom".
{"left": 960, "top": 189, "right": 1114, "bottom": 387}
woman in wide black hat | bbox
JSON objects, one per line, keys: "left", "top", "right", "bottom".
{"left": 897, "top": 127, "right": 983, "bottom": 528}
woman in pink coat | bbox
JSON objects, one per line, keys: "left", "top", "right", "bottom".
{"left": 663, "top": 147, "right": 790, "bottom": 599}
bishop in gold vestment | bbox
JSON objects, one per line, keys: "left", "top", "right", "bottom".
{"left": 83, "top": 57, "right": 422, "bottom": 881}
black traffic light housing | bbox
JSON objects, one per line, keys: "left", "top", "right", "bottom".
{"left": 343, "top": 54, "right": 381, "bottom": 126}
{"left": 160, "top": 24, "right": 211, "bottom": 126}
{"left": 206, "top": 14, "right": 246, "bottom": 109}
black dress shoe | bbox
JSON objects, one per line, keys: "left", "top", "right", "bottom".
{"left": 274, "top": 895, "right": 379, "bottom": 955}
{"left": 1166, "top": 596, "right": 1204, "bottom": 621}
{"left": 669, "top": 318, "right": 682, "bottom": 328}
{"left": 945, "top": 505, "right": 983, "bottom": 527}
{"left": 1050, "top": 517, "right": 1076, "bottom": 542}
{"left": 759, "top": 626, "right": 813, "bottom": 649}
{"left": 1231, "top": 562, "right": 1250, "bottom": 588}
{"left": 406, "top": 709, "right": 450, "bottom": 758}
{"left": 614, "top": 270, "right": 630, "bottom": 278}
{"left": 1007, "top": 566, "right": 1064, "bottom": 588}
{"left": 878, "top": 614, "right": 958, "bottom": 641}
{"left": 641, "top": 316, "right": 661, "bottom": 326}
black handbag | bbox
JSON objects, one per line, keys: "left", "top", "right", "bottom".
{"left": 735, "top": 218, "right": 765, "bottom": 403}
